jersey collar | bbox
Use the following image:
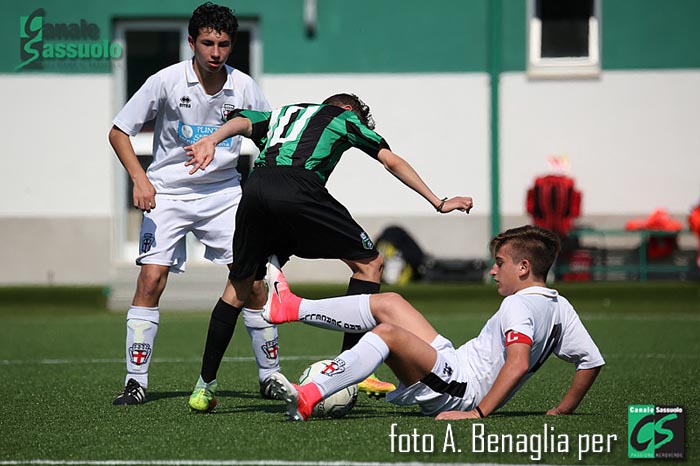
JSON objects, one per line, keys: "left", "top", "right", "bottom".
{"left": 185, "top": 59, "right": 236, "bottom": 91}
{"left": 515, "top": 286, "right": 558, "bottom": 298}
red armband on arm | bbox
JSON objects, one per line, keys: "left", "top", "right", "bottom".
{"left": 505, "top": 330, "right": 533, "bottom": 347}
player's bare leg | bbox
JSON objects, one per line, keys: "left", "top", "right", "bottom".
{"left": 113, "top": 264, "right": 169, "bottom": 406}
{"left": 368, "top": 293, "right": 439, "bottom": 345}
{"left": 372, "top": 323, "right": 439, "bottom": 386}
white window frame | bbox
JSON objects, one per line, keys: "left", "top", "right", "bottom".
{"left": 527, "top": 0, "right": 601, "bottom": 79}
{"left": 111, "top": 19, "right": 263, "bottom": 262}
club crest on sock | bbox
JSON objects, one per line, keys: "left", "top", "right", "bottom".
{"left": 320, "top": 358, "right": 346, "bottom": 377}
{"left": 261, "top": 338, "right": 279, "bottom": 360}
{"left": 129, "top": 343, "right": 152, "bottom": 365}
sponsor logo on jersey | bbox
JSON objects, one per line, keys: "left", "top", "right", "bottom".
{"left": 179, "top": 96, "right": 192, "bottom": 108}
{"left": 178, "top": 121, "right": 233, "bottom": 148}
{"left": 221, "top": 103, "right": 236, "bottom": 120}
{"left": 360, "top": 232, "right": 374, "bottom": 250}
{"left": 261, "top": 338, "right": 279, "bottom": 360}
{"left": 129, "top": 343, "right": 151, "bottom": 365}
{"left": 140, "top": 232, "right": 155, "bottom": 253}
{"left": 320, "top": 359, "right": 346, "bottom": 377}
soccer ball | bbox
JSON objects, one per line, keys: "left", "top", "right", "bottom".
{"left": 298, "top": 359, "right": 358, "bottom": 419}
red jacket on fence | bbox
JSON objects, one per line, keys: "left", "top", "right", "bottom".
{"left": 526, "top": 175, "right": 581, "bottom": 238}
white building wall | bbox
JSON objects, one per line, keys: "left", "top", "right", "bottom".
{"left": 1, "top": 69, "right": 698, "bottom": 286}
{"left": 262, "top": 73, "right": 491, "bottom": 218}
{"left": 500, "top": 69, "right": 700, "bottom": 217}
{"left": 2, "top": 74, "right": 115, "bottom": 217}
{"left": 0, "top": 74, "right": 115, "bottom": 285}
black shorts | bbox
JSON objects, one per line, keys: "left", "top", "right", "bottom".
{"left": 229, "top": 166, "right": 379, "bottom": 281}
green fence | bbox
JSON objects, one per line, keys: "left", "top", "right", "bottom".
{"left": 554, "top": 228, "right": 697, "bottom": 282}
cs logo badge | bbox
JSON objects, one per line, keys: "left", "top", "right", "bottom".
{"left": 628, "top": 405, "right": 684, "bottom": 459}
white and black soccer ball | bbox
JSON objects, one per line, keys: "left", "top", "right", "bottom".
{"left": 298, "top": 359, "right": 358, "bottom": 419}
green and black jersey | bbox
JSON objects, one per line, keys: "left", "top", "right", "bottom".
{"left": 229, "top": 104, "right": 390, "bottom": 184}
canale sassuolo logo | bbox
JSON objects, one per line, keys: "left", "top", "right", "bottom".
{"left": 17, "top": 8, "right": 122, "bottom": 70}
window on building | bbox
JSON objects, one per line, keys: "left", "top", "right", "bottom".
{"left": 125, "top": 30, "right": 181, "bottom": 131}
{"left": 112, "top": 20, "right": 260, "bottom": 256}
{"left": 527, "top": 0, "right": 601, "bottom": 78}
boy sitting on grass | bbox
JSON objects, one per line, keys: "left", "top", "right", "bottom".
{"left": 264, "top": 225, "right": 605, "bottom": 421}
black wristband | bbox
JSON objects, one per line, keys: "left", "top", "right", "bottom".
{"left": 436, "top": 197, "right": 448, "bottom": 213}
{"left": 475, "top": 406, "right": 485, "bottom": 418}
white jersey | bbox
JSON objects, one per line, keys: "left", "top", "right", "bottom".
{"left": 113, "top": 59, "right": 271, "bottom": 199}
{"left": 457, "top": 286, "right": 605, "bottom": 407}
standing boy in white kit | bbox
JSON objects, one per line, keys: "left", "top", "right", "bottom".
{"left": 109, "top": 2, "right": 278, "bottom": 406}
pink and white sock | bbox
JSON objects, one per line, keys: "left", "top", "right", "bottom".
{"left": 297, "top": 294, "right": 377, "bottom": 333}
{"left": 311, "top": 332, "right": 389, "bottom": 398}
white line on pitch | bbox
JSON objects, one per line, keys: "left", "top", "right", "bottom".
{"left": 0, "top": 355, "right": 331, "bottom": 366}
{"left": 0, "top": 460, "right": 567, "bottom": 466}
{"left": 1, "top": 351, "right": 697, "bottom": 366}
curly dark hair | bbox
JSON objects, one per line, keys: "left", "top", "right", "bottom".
{"left": 189, "top": 2, "right": 238, "bottom": 40}
{"left": 322, "top": 93, "right": 376, "bottom": 129}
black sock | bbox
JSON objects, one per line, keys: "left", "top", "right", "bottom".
{"left": 200, "top": 298, "right": 242, "bottom": 383}
{"left": 345, "top": 277, "right": 381, "bottom": 296}
{"left": 341, "top": 278, "right": 381, "bottom": 351}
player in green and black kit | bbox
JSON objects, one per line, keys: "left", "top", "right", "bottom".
{"left": 184, "top": 93, "right": 474, "bottom": 411}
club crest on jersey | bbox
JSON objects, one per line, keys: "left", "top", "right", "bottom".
{"left": 140, "top": 233, "right": 155, "bottom": 253}
{"left": 221, "top": 103, "right": 236, "bottom": 121}
{"left": 261, "top": 338, "right": 278, "bottom": 360}
{"left": 179, "top": 96, "right": 192, "bottom": 108}
{"left": 360, "top": 232, "right": 374, "bottom": 250}
{"left": 129, "top": 343, "right": 151, "bottom": 365}
{"left": 320, "top": 359, "right": 346, "bottom": 377}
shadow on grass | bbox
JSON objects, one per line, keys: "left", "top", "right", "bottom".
{"left": 146, "top": 389, "right": 247, "bottom": 403}
{"left": 143, "top": 389, "right": 292, "bottom": 414}
{"left": 351, "top": 407, "right": 424, "bottom": 418}
{"left": 495, "top": 410, "right": 596, "bottom": 417}
{"left": 142, "top": 394, "right": 594, "bottom": 420}
{"left": 210, "top": 404, "right": 284, "bottom": 415}
{"left": 211, "top": 405, "right": 404, "bottom": 419}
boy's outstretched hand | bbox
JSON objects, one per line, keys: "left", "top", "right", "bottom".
{"left": 184, "top": 136, "right": 217, "bottom": 174}
{"left": 435, "top": 409, "right": 482, "bottom": 420}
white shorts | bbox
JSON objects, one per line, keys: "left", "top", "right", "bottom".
{"left": 136, "top": 189, "right": 241, "bottom": 273}
{"left": 386, "top": 335, "right": 477, "bottom": 416}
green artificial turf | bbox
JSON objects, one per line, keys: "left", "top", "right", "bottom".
{"left": 0, "top": 282, "right": 698, "bottom": 465}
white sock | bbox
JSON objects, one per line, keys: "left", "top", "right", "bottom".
{"left": 195, "top": 375, "right": 217, "bottom": 390}
{"left": 298, "top": 294, "right": 377, "bottom": 333}
{"left": 243, "top": 307, "right": 280, "bottom": 382}
{"left": 125, "top": 306, "right": 159, "bottom": 388}
{"left": 312, "top": 332, "right": 389, "bottom": 398}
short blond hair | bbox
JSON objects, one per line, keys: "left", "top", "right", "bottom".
{"left": 489, "top": 225, "right": 561, "bottom": 280}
